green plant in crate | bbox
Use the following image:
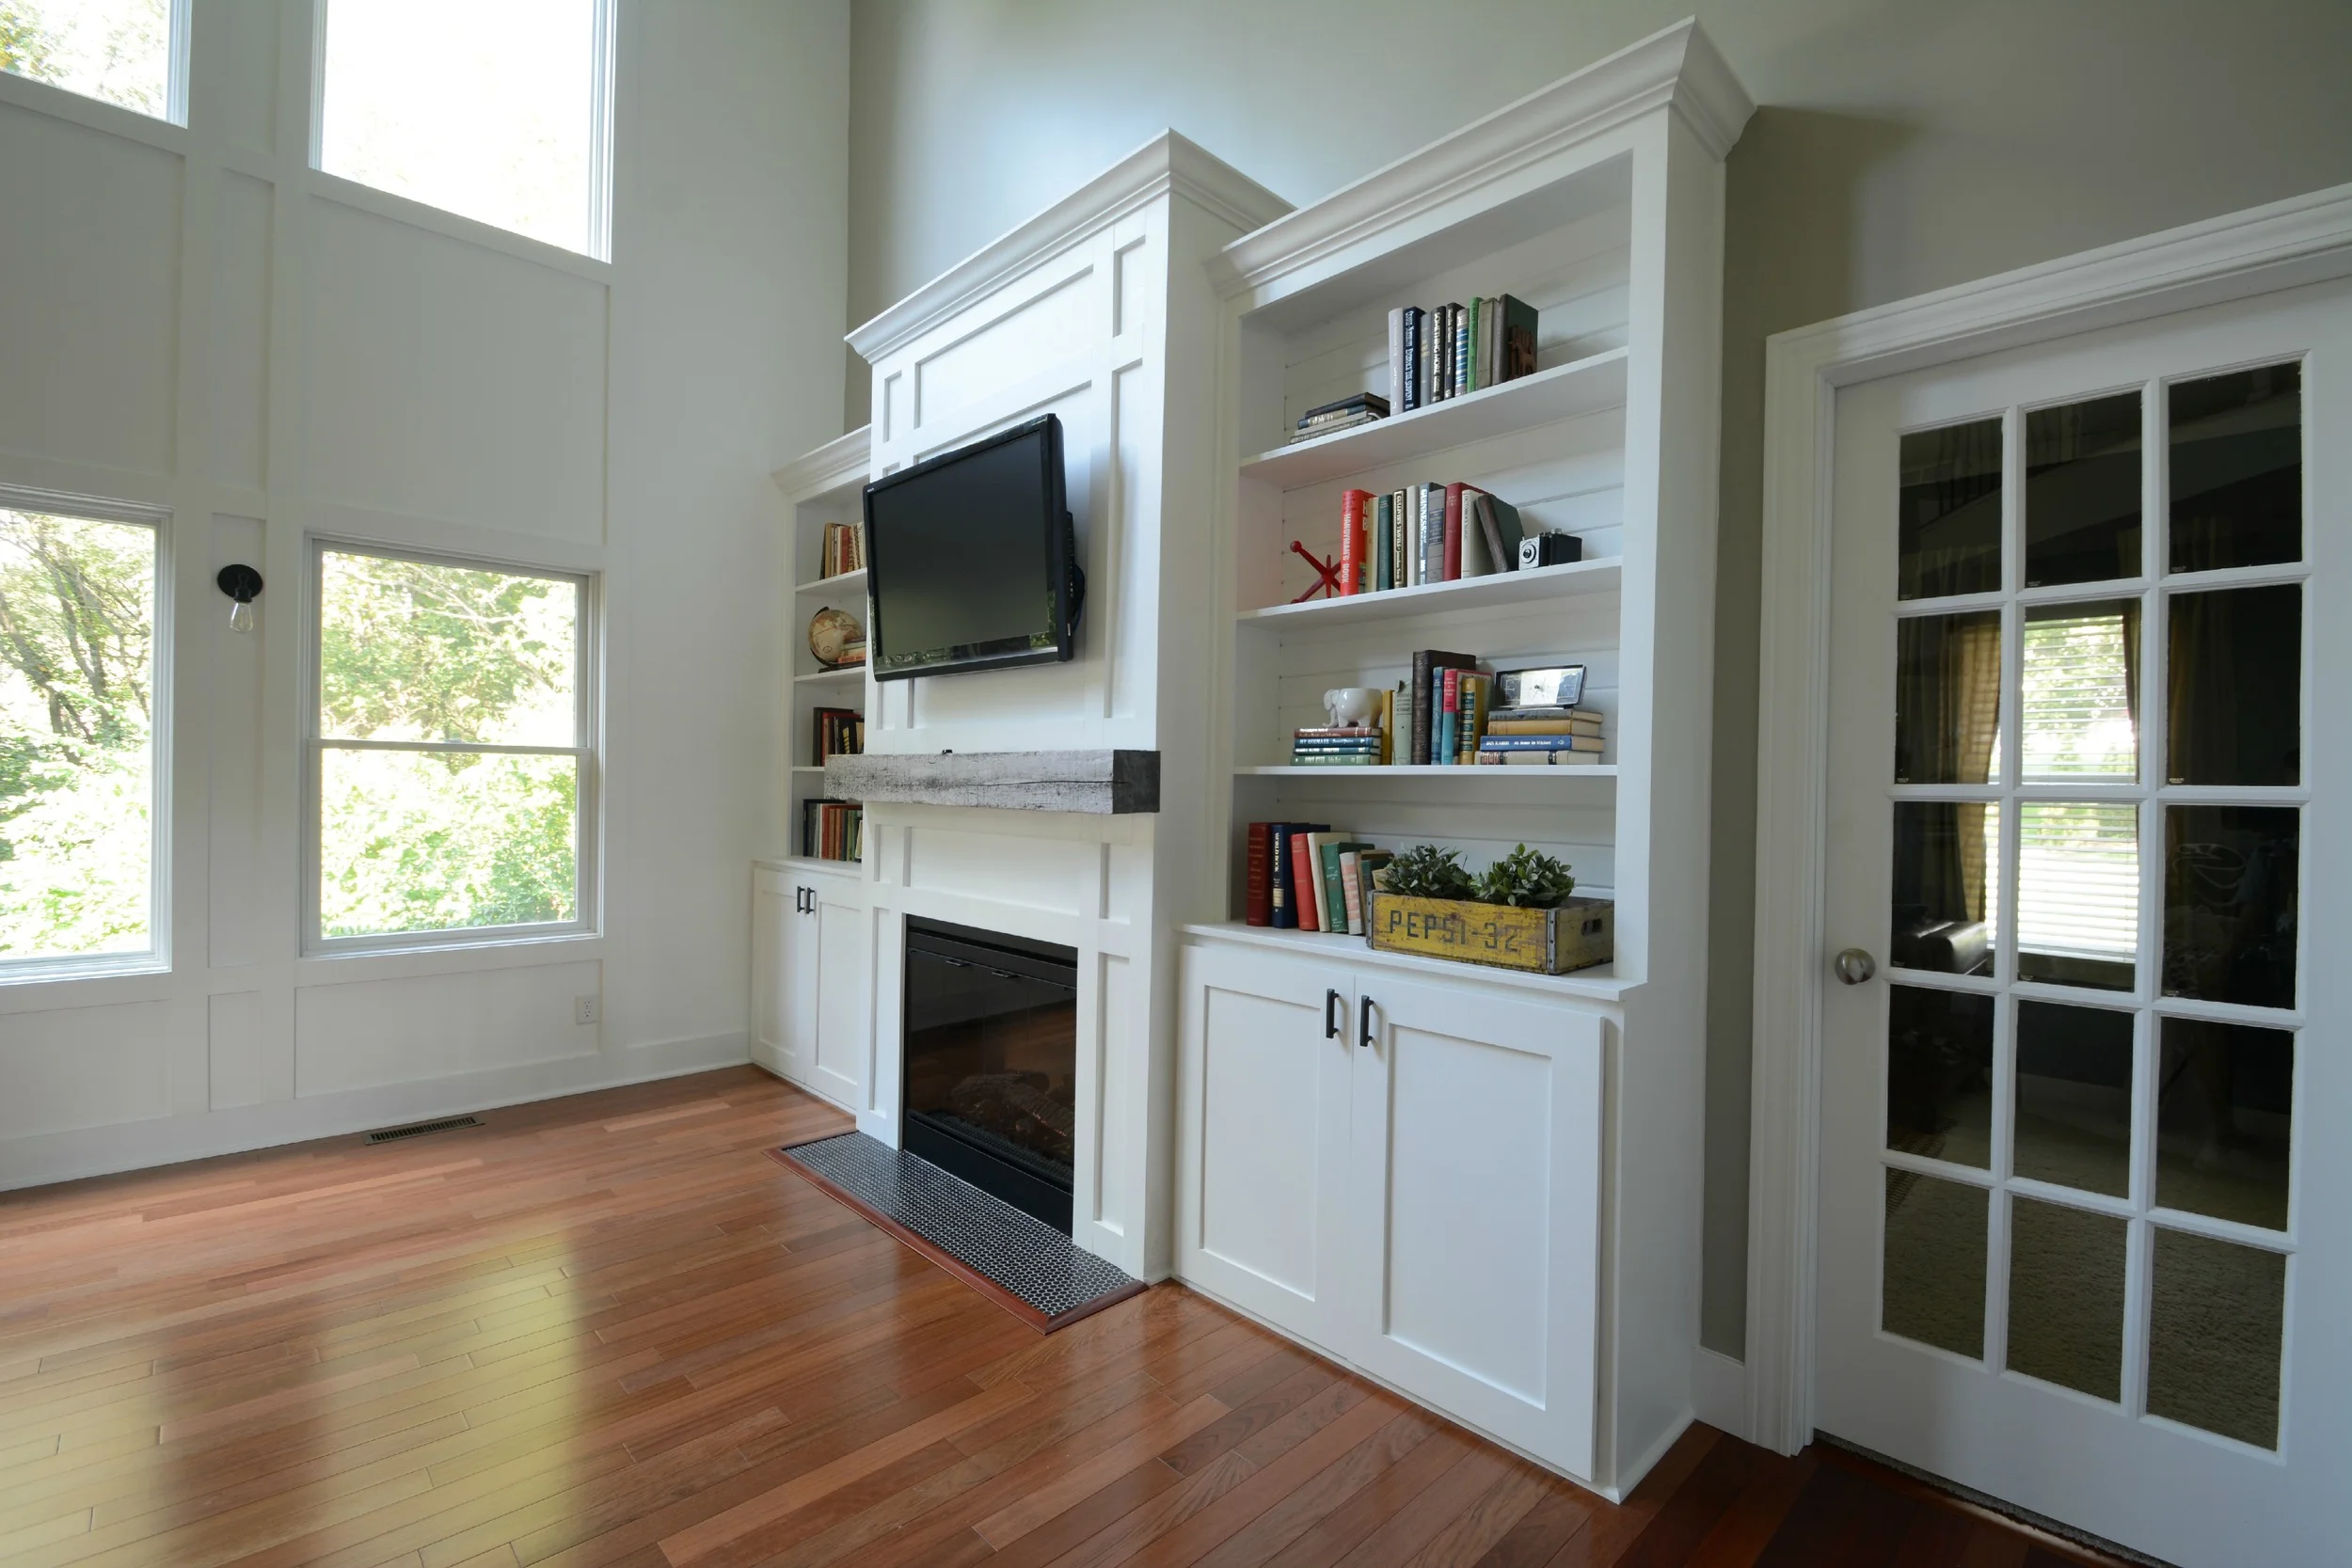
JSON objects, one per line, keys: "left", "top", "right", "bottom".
{"left": 1376, "top": 843, "right": 1475, "bottom": 900}
{"left": 1477, "top": 843, "right": 1578, "bottom": 908}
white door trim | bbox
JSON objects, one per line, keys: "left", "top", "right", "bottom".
{"left": 1744, "top": 180, "right": 2352, "bottom": 1456}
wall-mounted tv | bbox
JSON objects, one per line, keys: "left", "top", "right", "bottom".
{"left": 862, "top": 414, "right": 1084, "bottom": 680}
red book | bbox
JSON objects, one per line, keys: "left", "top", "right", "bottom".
{"left": 1245, "top": 823, "right": 1273, "bottom": 926}
{"left": 1338, "top": 489, "right": 1372, "bottom": 595}
{"left": 1441, "top": 483, "right": 1467, "bottom": 580}
{"left": 1292, "top": 829, "right": 1322, "bottom": 933}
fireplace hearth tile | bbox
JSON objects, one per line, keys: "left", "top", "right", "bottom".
{"left": 776, "top": 1132, "right": 1141, "bottom": 1327}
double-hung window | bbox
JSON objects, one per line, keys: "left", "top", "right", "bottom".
{"left": 309, "top": 544, "right": 596, "bottom": 953}
{"left": 0, "top": 496, "right": 164, "bottom": 977}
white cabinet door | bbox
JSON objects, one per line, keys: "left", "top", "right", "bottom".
{"left": 1175, "top": 942, "right": 1356, "bottom": 1351}
{"left": 804, "top": 878, "right": 870, "bottom": 1111}
{"left": 750, "top": 869, "right": 801, "bottom": 1083}
{"left": 1346, "top": 974, "right": 1604, "bottom": 1479}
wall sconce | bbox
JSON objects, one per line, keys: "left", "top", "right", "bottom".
{"left": 216, "top": 564, "right": 263, "bottom": 633}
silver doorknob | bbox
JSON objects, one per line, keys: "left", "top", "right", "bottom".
{"left": 1834, "top": 948, "right": 1876, "bottom": 986}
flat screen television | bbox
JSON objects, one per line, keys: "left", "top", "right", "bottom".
{"left": 862, "top": 414, "right": 1084, "bottom": 680}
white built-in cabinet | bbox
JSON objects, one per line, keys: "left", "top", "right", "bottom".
{"left": 751, "top": 861, "right": 868, "bottom": 1112}
{"left": 1176, "top": 941, "right": 1604, "bottom": 1476}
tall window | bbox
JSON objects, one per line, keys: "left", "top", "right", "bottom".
{"left": 0, "top": 0, "right": 183, "bottom": 120}
{"left": 315, "top": 0, "right": 613, "bottom": 258}
{"left": 310, "top": 545, "right": 594, "bottom": 952}
{"left": 0, "top": 500, "right": 162, "bottom": 975}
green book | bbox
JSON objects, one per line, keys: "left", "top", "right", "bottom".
{"left": 1463, "top": 297, "right": 1480, "bottom": 393}
{"left": 1318, "top": 841, "right": 1374, "bottom": 932}
{"left": 1373, "top": 491, "right": 1392, "bottom": 591}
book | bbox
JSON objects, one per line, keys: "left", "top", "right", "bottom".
{"left": 1339, "top": 850, "right": 1365, "bottom": 935}
{"left": 1463, "top": 296, "right": 1479, "bottom": 395}
{"left": 1294, "top": 829, "right": 1328, "bottom": 931}
{"left": 1372, "top": 491, "right": 1392, "bottom": 591}
{"left": 1488, "top": 702, "right": 1602, "bottom": 721}
{"left": 1438, "top": 667, "right": 1461, "bottom": 766}
{"left": 1486, "top": 296, "right": 1504, "bottom": 387}
{"left": 1474, "top": 750, "right": 1605, "bottom": 766}
{"left": 1441, "top": 483, "right": 1467, "bottom": 581}
{"left": 1501, "top": 294, "right": 1538, "bottom": 380}
{"left": 1486, "top": 720, "right": 1607, "bottom": 737}
{"left": 1287, "top": 753, "right": 1379, "bottom": 767}
{"left": 1454, "top": 300, "right": 1472, "bottom": 394}
{"left": 1379, "top": 687, "right": 1395, "bottom": 765}
{"left": 1471, "top": 492, "right": 1526, "bottom": 576}
{"left": 1245, "top": 823, "right": 1272, "bottom": 926}
{"left": 1288, "top": 412, "right": 1379, "bottom": 443}
{"left": 1387, "top": 308, "right": 1406, "bottom": 413}
{"left": 1401, "top": 307, "right": 1424, "bottom": 412}
{"left": 1458, "top": 673, "right": 1489, "bottom": 764}
{"left": 1348, "top": 851, "right": 1393, "bottom": 929}
{"left": 1481, "top": 733, "right": 1606, "bottom": 752}
{"left": 1301, "top": 392, "right": 1388, "bottom": 422}
{"left": 1409, "top": 650, "right": 1476, "bottom": 766}
{"left": 1319, "top": 841, "right": 1373, "bottom": 933}
{"left": 1392, "top": 682, "right": 1413, "bottom": 768}
{"left": 1390, "top": 489, "right": 1409, "bottom": 588}
{"left": 1419, "top": 483, "right": 1445, "bottom": 586}
{"left": 1295, "top": 724, "right": 1383, "bottom": 737}
{"left": 1268, "top": 823, "right": 1295, "bottom": 927}
{"left": 1339, "top": 489, "right": 1371, "bottom": 594}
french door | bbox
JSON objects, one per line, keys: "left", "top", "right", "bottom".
{"left": 1816, "top": 277, "right": 2349, "bottom": 1566}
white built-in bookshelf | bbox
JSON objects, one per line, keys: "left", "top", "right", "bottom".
{"left": 770, "top": 427, "right": 871, "bottom": 872}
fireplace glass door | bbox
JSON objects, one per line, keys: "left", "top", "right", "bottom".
{"left": 901, "top": 919, "right": 1079, "bottom": 1230}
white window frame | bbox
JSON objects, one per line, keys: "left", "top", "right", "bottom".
{"left": 308, "top": 0, "right": 618, "bottom": 261}
{"left": 0, "top": 0, "right": 191, "bottom": 126}
{"left": 0, "top": 485, "right": 171, "bottom": 986}
{"left": 303, "top": 537, "right": 599, "bottom": 958}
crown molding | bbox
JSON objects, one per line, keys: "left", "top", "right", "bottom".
{"left": 1211, "top": 17, "right": 1752, "bottom": 301}
{"left": 771, "top": 424, "right": 871, "bottom": 502}
{"left": 846, "top": 132, "right": 1293, "bottom": 365}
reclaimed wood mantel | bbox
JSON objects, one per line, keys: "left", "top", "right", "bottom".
{"left": 823, "top": 750, "right": 1159, "bottom": 814}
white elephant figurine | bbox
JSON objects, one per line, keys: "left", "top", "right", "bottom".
{"left": 1322, "top": 686, "right": 1383, "bottom": 728}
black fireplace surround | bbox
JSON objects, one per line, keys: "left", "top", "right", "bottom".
{"left": 900, "top": 918, "right": 1079, "bottom": 1232}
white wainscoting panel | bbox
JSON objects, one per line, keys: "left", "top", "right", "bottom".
{"left": 301, "top": 198, "right": 606, "bottom": 540}
{"left": 207, "top": 990, "right": 287, "bottom": 1110}
{"left": 206, "top": 514, "right": 266, "bottom": 970}
{"left": 294, "top": 961, "right": 603, "bottom": 1098}
{"left": 210, "top": 172, "right": 273, "bottom": 490}
{"left": 0, "top": 102, "right": 179, "bottom": 474}
{"left": 0, "top": 1001, "right": 178, "bottom": 1138}
{"left": 902, "top": 824, "right": 1094, "bottom": 915}
{"left": 1198, "top": 980, "right": 1326, "bottom": 1299}
{"left": 914, "top": 263, "right": 1097, "bottom": 423}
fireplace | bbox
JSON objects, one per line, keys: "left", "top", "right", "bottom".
{"left": 900, "top": 917, "right": 1079, "bottom": 1231}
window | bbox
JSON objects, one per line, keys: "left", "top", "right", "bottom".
{"left": 315, "top": 0, "right": 613, "bottom": 257}
{"left": 310, "top": 545, "right": 595, "bottom": 952}
{"left": 0, "top": 499, "right": 162, "bottom": 976}
{"left": 0, "top": 0, "right": 183, "bottom": 119}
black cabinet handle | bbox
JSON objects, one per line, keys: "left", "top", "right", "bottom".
{"left": 1324, "top": 988, "right": 1343, "bottom": 1039}
{"left": 1359, "top": 994, "right": 1376, "bottom": 1050}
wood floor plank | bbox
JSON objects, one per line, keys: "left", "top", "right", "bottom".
{"left": 0, "top": 1069, "right": 2123, "bottom": 1568}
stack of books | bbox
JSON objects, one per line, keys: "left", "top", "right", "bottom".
{"left": 818, "top": 522, "right": 864, "bottom": 578}
{"left": 813, "top": 706, "right": 863, "bottom": 763}
{"left": 1386, "top": 294, "right": 1538, "bottom": 413}
{"left": 803, "top": 799, "right": 864, "bottom": 861}
{"left": 1288, "top": 391, "right": 1389, "bottom": 443}
{"left": 829, "top": 637, "right": 867, "bottom": 669}
{"left": 1243, "top": 823, "right": 1394, "bottom": 933}
{"left": 1290, "top": 723, "right": 1387, "bottom": 767}
{"left": 1474, "top": 703, "right": 1605, "bottom": 766}
{"left": 1330, "top": 483, "right": 1537, "bottom": 595}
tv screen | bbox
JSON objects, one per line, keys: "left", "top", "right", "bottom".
{"left": 862, "top": 414, "right": 1080, "bottom": 680}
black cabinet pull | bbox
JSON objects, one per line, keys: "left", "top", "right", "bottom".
{"left": 1359, "top": 994, "right": 1377, "bottom": 1050}
{"left": 1324, "top": 988, "right": 1343, "bottom": 1039}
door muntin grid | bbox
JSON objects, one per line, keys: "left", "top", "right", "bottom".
{"left": 1875, "top": 359, "right": 2306, "bottom": 1452}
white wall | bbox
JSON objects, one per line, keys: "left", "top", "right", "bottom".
{"left": 0, "top": 0, "right": 850, "bottom": 1186}
{"left": 843, "top": 0, "right": 2352, "bottom": 1354}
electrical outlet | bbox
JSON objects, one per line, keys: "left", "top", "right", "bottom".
{"left": 574, "top": 994, "right": 600, "bottom": 1025}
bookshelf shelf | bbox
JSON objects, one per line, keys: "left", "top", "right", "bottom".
{"left": 1239, "top": 347, "right": 1629, "bottom": 489}
{"left": 1179, "top": 920, "right": 1635, "bottom": 1003}
{"left": 1237, "top": 763, "right": 1616, "bottom": 781}
{"left": 794, "top": 567, "right": 867, "bottom": 597}
{"left": 1238, "top": 556, "right": 1622, "bottom": 626}
{"left": 793, "top": 666, "right": 865, "bottom": 686}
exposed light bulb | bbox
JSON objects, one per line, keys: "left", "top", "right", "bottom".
{"left": 228, "top": 598, "right": 256, "bottom": 634}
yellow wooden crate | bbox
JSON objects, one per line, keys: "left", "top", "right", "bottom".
{"left": 1364, "top": 891, "right": 1614, "bottom": 975}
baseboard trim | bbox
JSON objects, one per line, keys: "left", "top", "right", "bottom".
{"left": 1692, "top": 1346, "right": 1747, "bottom": 1441}
{"left": 0, "top": 1031, "right": 749, "bottom": 1194}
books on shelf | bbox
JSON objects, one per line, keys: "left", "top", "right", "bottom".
{"left": 812, "top": 706, "right": 863, "bottom": 764}
{"left": 802, "top": 799, "right": 864, "bottom": 861}
{"left": 1289, "top": 392, "right": 1389, "bottom": 443}
{"left": 1245, "top": 822, "right": 1393, "bottom": 932}
{"left": 818, "top": 522, "right": 864, "bottom": 579}
{"left": 1325, "top": 484, "right": 1543, "bottom": 597}
{"left": 1476, "top": 699, "right": 1606, "bottom": 766}
{"left": 1291, "top": 724, "right": 1383, "bottom": 767}
{"left": 1386, "top": 293, "right": 1538, "bottom": 414}
{"left": 1266, "top": 658, "right": 1601, "bottom": 770}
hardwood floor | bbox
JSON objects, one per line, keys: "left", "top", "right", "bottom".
{"left": 0, "top": 1068, "right": 2130, "bottom": 1568}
